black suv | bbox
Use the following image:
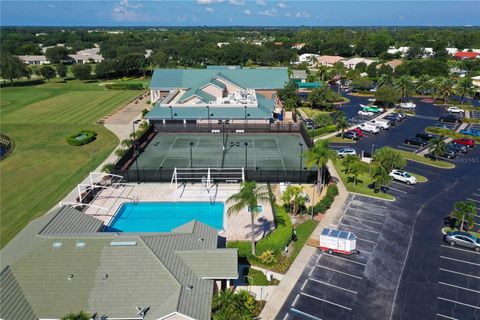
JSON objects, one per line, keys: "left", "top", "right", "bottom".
{"left": 439, "top": 114, "right": 461, "bottom": 123}
{"left": 404, "top": 137, "right": 428, "bottom": 146}
{"left": 416, "top": 133, "right": 439, "bottom": 141}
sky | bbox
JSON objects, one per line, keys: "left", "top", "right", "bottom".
{"left": 1, "top": 0, "right": 479, "bottom": 27}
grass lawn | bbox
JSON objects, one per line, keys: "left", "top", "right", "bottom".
{"left": 332, "top": 159, "right": 395, "bottom": 201}
{"left": 0, "top": 79, "right": 142, "bottom": 247}
{"left": 290, "top": 219, "right": 318, "bottom": 262}
{"left": 411, "top": 172, "right": 428, "bottom": 183}
{"left": 393, "top": 149, "right": 455, "bottom": 169}
{"left": 299, "top": 108, "right": 333, "bottom": 119}
{"left": 327, "top": 136, "right": 357, "bottom": 144}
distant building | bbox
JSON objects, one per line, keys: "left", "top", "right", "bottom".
{"left": 18, "top": 55, "right": 50, "bottom": 65}
{"left": 297, "top": 53, "right": 320, "bottom": 65}
{"left": 377, "top": 59, "right": 403, "bottom": 70}
{"left": 387, "top": 46, "right": 409, "bottom": 56}
{"left": 454, "top": 51, "right": 480, "bottom": 60}
{"left": 291, "top": 43, "right": 306, "bottom": 50}
{"left": 342, "top": 57, "right": 375, "bottom": 70}
{"left": 291, "top": 70, "right": 307, "bottom": 83}
{"left": 462, "top": 49, "right": 480, "bottom": 53}
{"left": 316, "top": 55, "right": 344, "bottom": 67}
{"left": 68, "top": 47, "right": 104, "bottom": 64}
{"left": 446, "top": 47, "right": 459, "bottom": 55}
{"left": 145, "top": 49, "right": 153, "bottom": 58}
{"left": 449, "top": 67, "right": 468, "bottom": 77}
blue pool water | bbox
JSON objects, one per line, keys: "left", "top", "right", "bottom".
{"left": 105, "top": 202, "right": 224, "bottom": 232}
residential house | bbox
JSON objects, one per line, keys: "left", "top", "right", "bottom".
{"left": 454, "top": 51, "right": 480, "bottom": 60}
{"left": 316, "top": 55, "right": 344, "bottom": 67}
{"left": 18, "top": 55, "right": 50, "bottom": 65}
{"left": 446, "top": 48, "right": 459, "bottom": 55}
{"left": 0, "top": 206, "right": 238, "bottom": 320}
{"left": 291, "top": 70, "right": 307, "bottom": 83}
{"left": 341, "top": 57, "right": 375, "bottom": 70}
{"left": 217, "top": 42, "right": 230, "bottom": 48}
{"left": 387, "top": 46, "right": 409, "bottom": 56}
{"left": 297, "top": 53, "right": 320, "bottom": 66}
{"left": 291, "top": 43, "right": 306, "bottom": 50}
{"left": 449, "top": 67, "right": 468, "bottom": 78}
{"left": 68, "top": 47, "right": 104, "bottom": 64}
{"left": 377, "top": 59, "right": 403, "bottom": 70}
{"left": 147, "top": 66, "right": 288, "bottom": 125}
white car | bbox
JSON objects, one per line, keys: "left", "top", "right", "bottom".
{"left": 336, "top": 148, "right": 356, "bottom": 158}
{"left": 369, "top": 119, "right": 390, "bottom": 130}
{"left": 389, "top": 169, "right": 417, "bottom": 185}
{"left": 358, "top": 110, "right": 374, "bottom": 117}
{"left": 358, "top": 123, "right": 380, "bottom": 134}
{"left": 447, "top": 106, "right": 464, "bottom": 114}
{"left": 399, "top": 102, "right": 416, "bottom": 109}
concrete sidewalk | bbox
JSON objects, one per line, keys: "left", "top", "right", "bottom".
{"left": 259, "top": 160, "right": 349, "bottom": 319}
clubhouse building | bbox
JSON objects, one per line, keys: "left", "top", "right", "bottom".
{"left": 146, "top": 66, "right": 289, "bottom": 126}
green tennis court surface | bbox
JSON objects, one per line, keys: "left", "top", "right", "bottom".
{"left": 132, "top": 133, "right": 307, "bottom": 171}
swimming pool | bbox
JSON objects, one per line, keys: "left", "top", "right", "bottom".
{"left": 105, "top": 202, "right": 224, "bottom": 232}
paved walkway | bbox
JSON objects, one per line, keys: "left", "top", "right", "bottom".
{"left": 259, "top": 160, "right": 349, "bottom": 319}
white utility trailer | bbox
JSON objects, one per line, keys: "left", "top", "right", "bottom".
{"left": 319, "top": 228, "right": 359, "bottom": 255}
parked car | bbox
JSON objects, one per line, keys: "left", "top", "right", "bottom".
{"left": 452, "top": 138, "right": 475, "bottom": 148}
{"left": 447, "top": 106, "right": 465, "bottom": 114}
{"left": 404, "top": 137, "right": 428, "bottom": 147}
{"left": 384, "top": 115, "right": 402, "bottom": 123}
{"left": 337, "top": 148, "right": 357, "bottom": 158}
{"left": 389, "top": 169, "right": 417, "bottom": 185}
{"left": 444, "top": 231, "right": 480, "bottom": 252}
{"left": 425, "top": 150, "right": 456, "bottom": 159}
{"left": 439, "top": 114, "right": 462, "bottom": 123}
{"left": 358, "top": 110, "right": 374, "bottom": 117}
{"left": 459, "top": 129, "right": 480, "bottom": 137}
{"left": 343, "top": 130, "right": 360, "bottom": 140}
{"left": 358, "top": 123, "right": 380, "bottom": 134}
{"left": 369, "top": 119, "right": 390, "bottom": 130}
{"left": 416, "top": 132, "right": 439, "bottom": 141}
{"left": 447, "top": 144, "right": 467, "bottom": 155}
{"left": 391, "top": 112, "right": 407, "bottom": 120}
{"left": 399, "top": 102, "right": 416, "bottom": 109}
{"left": 351, "top": 128, "right": 364, "bottom": 137}
{"left": 360, "top": 104, "right": 384, "bottom": 113}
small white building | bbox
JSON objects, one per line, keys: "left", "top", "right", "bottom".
{"left": 341, "top": 57, "right": 375, "bottom": 70}
{"left": 18, "top": 55, "right": 50, "bottom": 65}
{"left": 446, "top": 48, "right": 459, "bottom": 55}
{"left": 68, "top": 47, "right": 104, "bottom": 64}
{"left": 217, "top": 42, "right": 230, "bottom": 48}
{"left": 297, "top": 53, "right": 320, "bottom": 66}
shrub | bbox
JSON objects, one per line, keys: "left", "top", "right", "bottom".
{"left": 308, "top": 125, "right": 337, "bottom": 137}
{"left": 102, "top": 163, "right": 114, "bottom": 173}
{"left": 243, "top": 268, "right": 269, "bottom": 286}
{"left": 105, "top": 83, "right": 144, "bottom": 90}
{"left": 115, "top": 148, "right": 128, "bottom": 157}
{"left": 66, "top": 130, "right": 97, "bottom": 146}
{"left": 258, "top": 249, "right": 277, "bottom": 264}
{"left": 313, "top": 184, "right": 339, "bottom": 215}
{"left": 255, "top": 206, "right": 293, "bottom": 255}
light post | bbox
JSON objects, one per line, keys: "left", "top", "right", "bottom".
{"left": 369, "top": 144, "right": 376, "bottom": 175}
{"left": 244, "top": 106, "right": 247, "bottom": 130}
{"left": 218, "top": 119, "right": 229, "bottom": 151}
{"left": 189, "top": 141, "right": 194, "bottom": 168}
{"left": 244, "top": 142, "right": 248, "bottom": 169}
{"left": 299, "top": 142, "right": 304, "bottom": 184}
{"left": 169, "top": 106, "right": 173, "bottom": 121}
{"left": 311, "top": 180, "right": 318, "bottom": 219}
{"left": 206, "top": 106, "right": 210, "bottom": 127}
{"left": 132, "top": 119, "right": 141, "bottom": 183}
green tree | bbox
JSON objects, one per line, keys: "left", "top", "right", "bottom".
{"left": 429, "top": 136, "right": 447, "bottom": 160}
{"left": 437, "top": 77, "right": 456, "bottom": 103}
{"left": 376, "top": 73, "right": 395, "bottom": 88}
{"left": 342, "top": 155, "right": 360, "bottom": 185}
{"left": 304, "top": 140, "right": 337, "bottom": 193}
{"left": 56, "top": 64, "right": 67, "bottom": 78}
{"left": 39, "top": 65, "right": 56, "bottom": 81}
{"left": 71, "top": 64, "right": 91, "bottom": 81}
{"left": 226, "top": 181, "right": 269, "bottom": 256}
{"left": 375, "top": 86, "right": 401, "bottom": 107}
{"left": 212, "top": 289, "right": 255, "bottom": 320}
{"left": 395, "top": 75, "right": 414, "bottom": 101}
{"left": 373, "top": 147, "right": 406, "bottom": 173}
{"left": 314, "top": 113, "right": 333, "bottom": 127}
{"left": 45, "top": 46, "right": 70, "bottom": 64}
{"left": 335, "top": 111, "right": 349, "bottom": 138}
{"left": 282, "top": 185, "right": 306, "bottom": 215}
{"left": 415, "top": 74, "right": 432, "bottom": 95}
{"left": 316, "top": 65, "right": 329, "bottom": 81}
{"left": 455, "top": 77, "right": 474, "bottom": 104}
{"left": 366, "top": 62, "right": 377, "bottom": 78}
{"left": 351, "top": 77, "right": 373, "bottom": 91}
{"left": 278, "top": 80, "right": 300, "bottom": 111}
{"left": 450, "top": 200, "right": 477, "bottom": 231}
{"left": 370, "top": 165, "right": 391, "bottom": 193}
{"left": 61, "top": 311, "right": 90, "bottom": 320}
{"left": 0, "top": 53, "right": 29, "bottom": 85}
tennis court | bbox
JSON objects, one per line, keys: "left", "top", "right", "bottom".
{"left": 132, "top": 133, "right": 307, "bottom": 172}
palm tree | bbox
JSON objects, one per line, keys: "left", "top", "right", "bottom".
{"left": 429, "top": 136, "right": 447, "bottom": 160}
{"left": 437, "top": 77, "right": 456, "bottom": 103}
{"left": 377, "top": 73, "right": 395, "bottom": 88}
{"left": 212, "top": 289, "right": 255, "bottom": 320}
{"left": 335, "top": 111, "right": 349, "bottom": 139}
{"left": 370, "top": 165, "right": 391, "bottom": 193}
{"left": 304, "top": 140, "right": 337, "bottom": 194}
{"left": 394, "top": 75, "right": 414, "bottom": 101}
{"left": 450, "top": 200, "right": 477, "bottom": 231}
{"left": 342, "top": 155, "right": 360, "bottom": 185}
{"left": 432, "top": 76, "right": 446, "bottom": 99}
{"left": 316, "top": 65, "right": 329, "bottom": 82}
{"left": 415, "top": 74, "right": 432, "bottom": 95}
{"left": 226, "top": 181, "right": 269, "bottom": 256}
{"left": 455, "top": 77, "right": 474, "bottom": 104}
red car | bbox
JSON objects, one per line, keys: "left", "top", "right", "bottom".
{"left": 351, "top": 128, "right": 364, "bottom": 137}
{"left": 452, "top": 138, "right": 475, "bottom": 148}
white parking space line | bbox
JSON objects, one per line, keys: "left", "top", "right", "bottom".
{"left": 343, "top": 215, "right": 383, "bottom": 225}
{"left": 441, "top": 244, "right": 480, "bottom": 255}
{"left": 325, "top": 253, "right": 367, "bottom": 266}
{"left": 436, "top": 313, "right": 459, "bottom": 320}
{"left": 438, "top": 297, "right": 480, "bottom": 310}
{"left": 352, "top": 201, "right": 388, "bottom": 209}
{"left": 301, "top": 279, "right": 308, "bottom": 291}
{"left": 300, "top": 292, "right": 352, "bottom": 311}
{"left": 467, "top": 198, "right": 480, "bottom": 204}
{"left": 307, "top": 278, "right": 358, "bottom": 294}
{"left": 356, "top": 237, "right": 377, "bottom": 244}
{"left": 339, "top": 223, "right": 380, "bottom": 234}
{"left": 290, "top": 307, "right": 323, "bottom": 320}
{"left": 292, "top": 294, "right": 300, "bottom": 306}
{"left": 396, "top": 145, "right": 417, "bottom": 151}
{"left": 439, "top": 281, "right": 480, "bottom": 294}
{"left": 391, "top": 181, "right": 415, "bottom": 189}
{"left": 440, "top": 268, "right": 480, "bottom": 280}
{"left": 473, "top": 193, "right": 480, "bottom": 197}
{"left": 348, "top": 207, "right": 387, "bottom": 217}
{"left": 314, "top": 265, "right": 363, "bottom": 280}
{"left": 440, "top": 256, "right": 480, "bottom": 267}
{"left": 386, "top": 186, "right": 407, "bottom": 194}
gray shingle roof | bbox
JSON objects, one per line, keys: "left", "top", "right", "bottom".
{"left": 39, "top": 206, "right": 104, "bottom": 236}
{"left": 0, "top": 267, "right": 37, "bottom": 320}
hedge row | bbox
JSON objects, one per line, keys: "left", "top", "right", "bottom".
{"left": 105, "top": 83, "right": 144, "bottom": 90}
{"left": 66, "top": 130, "right": 97, "bottom": 146}
{"left": 312, "top": 184, "right": 339, "bottom": 215}
{"left": 307, "top": 125, "right": 337, "bottom": 137}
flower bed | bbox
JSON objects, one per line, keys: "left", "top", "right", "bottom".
{"left": 66, "top": 130, "right": 97, "bottom": 146}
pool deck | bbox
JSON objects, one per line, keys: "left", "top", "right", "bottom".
{"left": 84, "top": 182, "right": 275, "bottom": 241}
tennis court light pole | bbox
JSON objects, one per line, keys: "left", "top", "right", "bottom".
{"left": 169, "top": 106, "right": 173, "bottom": 121}
{"left": 244, "top": 106, "right": 247, "bottom": 130}
{"left": 299, "top": 142, "right": 304, "bottom": 184}
{"left": 190, "top": 141, "right": 194, "bottom": 168}
{"left": 244, "top": 142, "right": 248, "bottom": 169}
{"left": 206, "top": 106, "right": 210, "bottom": 127}
{"left": 132, "top": 119, "right": 141, "bottom": 183}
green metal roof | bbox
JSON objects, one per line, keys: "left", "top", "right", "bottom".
{"left": 298, "top": 82, "right": 322, "bottom": 89}
{"left": 0, "top": 267, "right": 36, "bottom": 320}
{"left": 39, "top": 206, "right": 103, "bottom": 236}
{"left": 150, "top": 67, "right": 288, "bottom": 90}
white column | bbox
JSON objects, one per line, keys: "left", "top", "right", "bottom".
{"left": 226, "top": 279, "right": 230, "bottom": 288}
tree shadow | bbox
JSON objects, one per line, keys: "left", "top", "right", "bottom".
{"left": 0, "top": 79, "right": 45, "bottom": 88}
{"left": 245, "top": 217, "right": 275, "bottom": 240}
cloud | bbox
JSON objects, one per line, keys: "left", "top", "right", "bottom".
{"left": 244, "top": 9, "right": 251, "bottom": 15}
{"left": 259, "top": 8, "right": 278, "bottom": 16}
{"left": 295, "top": 11, "right": 310, "bottom": 18}
{"left": 197, "top": 0, "right": 224, "bottom": 4}
{"left": 47, "top": 4, "right": 56, "bottom": 8}
{"left": 278, "top": 2, "right": 287, "bottom": 9}
{"left": 120, "top": 0, "right": 143, "bottom": 9}
{"left": 112, "top": 0, "right": 146, "bottom": 22}
{"left": 206, "top": 7, "right": 214, "bottom": 12}
{"left": 256, "top": 0, "right": 266, "bottom": 6}
{"left": 229, "top": 0, "right": 245, "bottom": 5}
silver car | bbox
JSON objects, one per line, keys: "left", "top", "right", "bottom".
{"left": 444, "top": 231, "right": 480, "bottom": 251}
